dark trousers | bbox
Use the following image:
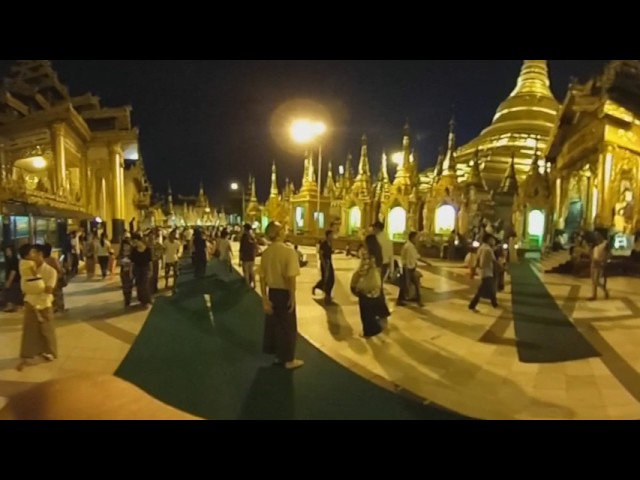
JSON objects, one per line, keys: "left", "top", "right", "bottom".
{"left": 358, "top": 295, "right": 383, "bottom": 337}
{"left": 314, "top": 263, "right": 335, "bottom": 297}
{"left": 97, "top": 255, "right": 109, "bottom": 278}
{"left": 151, "top": 260, "right": 160, "bottom": 293}
{"left": 469, "top": 276, "right": 498, "bottom": 309}
{"left": 397, "top": 267, "right": 421, "bottom": 303}
{"left": 165, "top": 262, "right": 179, "bottom": 288}
{"left": 71, "top": 253, "right": 79, "bottom": 275}
{"left": 121, "top": 268, "right": 134, "bottom": 307}
{"left": 134, "top": 265, "right": 152, "bottom": 305}
{"left": 194, "top": 258, "right": 207, "bottom": 278}
{"left": 263, "top": 289, "right": 297, "bottom": 363}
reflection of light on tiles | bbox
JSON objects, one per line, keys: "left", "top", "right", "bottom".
{"left": 572, "top": 300, "right": 632, "bottom": 319}
{"left": 0, "top": 397, "right": 8, "bottom": 410}
{"left": 203, "top": 294, "right": 215, "bottom": 326}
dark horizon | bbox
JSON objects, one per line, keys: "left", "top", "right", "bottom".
{"left": 0, "top": 60, "right": 609, "bottom": 206}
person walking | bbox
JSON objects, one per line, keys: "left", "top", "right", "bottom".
{"left": 130, "top": 234, "right": 153, "bottom": 309}
{"left": 17, "top": 244, "right": 58, "bottom": 371}
{"left": 42, "top": 244, "right": 66, "bottom": 313}
{"left": 397, "top": 231, "right": 423, "bottom": 307}
{"left": 239, "top": 224, "right": 257, "bottom": 288}
{"left": 96, "top": 232, "right": 111, "bottom": 280}
{"left": 312, "top": 230, "right": 335, "bottom": 305}
{"left": 216, "top": 229, "right": 233, "bottom": 273}
{"left": 2, "top": 245, "right": 22, "bottom": 313}
{"left": 588, "top": 232, "right": 610, "bottom": 301}
{"left": 372, "top": 221, "right": 393, "bottom": 282}
{"left": 469, "top": 233, "right": 499, "bottom": 312}
{"left": 351, "top": 234, "right": 384, "bottom": 338}
{"left": 118, "top": 237, "right": 135, "bottom": 308}
{"left": 163, "top": 229, "right": 182, "bottom": 292}
{"left": 258, "top": 222, "right": 303, "bottom": 370}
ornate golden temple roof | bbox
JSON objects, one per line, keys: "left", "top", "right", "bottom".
{"left": 456, "top": 60, "right": 560, "bottom": 191}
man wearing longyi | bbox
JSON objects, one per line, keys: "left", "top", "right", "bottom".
{"left": 258, "top": 222, "right": 304, "bottom": 370}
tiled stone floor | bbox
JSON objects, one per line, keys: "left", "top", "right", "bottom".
{"left": 288, "top": 247, "right": 640, "bottom": 420}
{"left": 5, "top": 248, "right": 639, "bottom": 420}
{"left": 0, "top": 273, "right": 150, "bottom": 399}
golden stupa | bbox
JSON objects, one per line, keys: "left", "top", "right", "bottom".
{"left": 455, "top": 60, "right": 560, "bottom": 191}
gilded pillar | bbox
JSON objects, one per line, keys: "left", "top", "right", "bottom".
{"left": 554, "top": 175, "right": 564, "bottom": 229}
{"left": 597, "top": 144, "right": 614, "bottom": 227}
{"left": 109, "top": 143, "right": 125, "bottom": 241}
{"left": 51, "top": 123, "right": 66, "bottom": 196}
{"left": 583, "top": 174, "right": 594, "bottom": 230}
{"left": 0, "top": 141, "right": 6, "bottom": 182}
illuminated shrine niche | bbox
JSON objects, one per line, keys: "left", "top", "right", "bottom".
{"left": 348, "top": 206, "right": 361, "bottom": 236}
{"left": 295, "top": 206, "right": 304, "bottom": 230}
{"left": 314, "top": 212, "right": 325, "bottom": 229}
{"left": 527, "top": 209, "right": 545, "bottom": 247}
{"left": 387, "top": 206, "right": 407, "bottom": 241}
{"left": 435, "top": 204, "right": 456, "bottom": 235}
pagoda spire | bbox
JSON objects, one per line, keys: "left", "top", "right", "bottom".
{"left": 467, "top": 148, "right": 486, "bottom": 190}
{"left": 500, "top": 153, "right": 518, "bottom": 195}
{"left": 380, "top": 151, "right": 390, "bottom": 183}
{"left": 441, "top": 116, "right": 457, "bottom": 175}
{"left": 434, "top": 146, "right": 445, "bottom": 177}
{"left": 324, "top": 161, "right": 336, "bottom": 196}
{"left": 249, "top": 174, "right": 258, "bottom": 202}
{"left": 270, "top": 161, "right": 279, "bottom": 198}
{"left": 302, "top": 150, "right": 311, "bottom": 186}
{"left": 167, "top": 182, "right": 174, "bottom": 212}
{"left": 357, "top": 134, "right": 371, "bottom": 177}
{"left": 344, "top": 152, "right": 354, "bottom": 185}
{"left": 510, "top": 61, "right": 553, "bottom": 98}
{"left": 528, "top": 136, "right": 542, "bottom": 175}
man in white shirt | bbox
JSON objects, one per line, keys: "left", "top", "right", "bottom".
{"left": 397, "top": 231, "right": 423, "bottom": 307}
{"left": 469, "top": 233, "right": 499, "bottom": 312}
{"left": 258, "top": 222, "right": 303, "bottom": 370}
{"left": 18, "top": 244, "right": 59, "bottom": 369}
{"left": 589, "top": 232, "right": 610, "bottom": 301}
{"left": 216, "top": 230, "right": 233, "bottom": 272}
{"left": 372, "top": 221, "right": 394, "bottom": 282}
{"left": 163, "top": 229, "right": 183, "bottom": 291}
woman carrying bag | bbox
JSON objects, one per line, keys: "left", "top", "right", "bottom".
{"left": 351, "top": 234, "right": 385, "bottom": 338}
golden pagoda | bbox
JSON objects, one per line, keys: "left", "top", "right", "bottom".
{"left": 0, "top": 60, "right": 153, "bottom": 248}
{"left": 455, "top": 60, "right": 561, "bottom": 191}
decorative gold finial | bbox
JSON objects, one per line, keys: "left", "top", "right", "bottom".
{"left": 511, "top": 61, "right": 553, "bottom": 97}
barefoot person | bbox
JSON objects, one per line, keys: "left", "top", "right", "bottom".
{"left": 312, "top": 230, "right": 335, "bottom": 305}
{"left": 258, "top": 221, "right": 303, "bottom": 370}
{"left": 17, "top": 244, "right": 58, "bottom": 370}
{"left": 468, "top": 233, "right": 499, "bottom": 312}
{"left": 589, "top": 232, "right": 610, "bottom": 301}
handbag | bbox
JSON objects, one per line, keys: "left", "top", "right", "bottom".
{"left": 355, "top": 264, "right": 381, "bottom": 298}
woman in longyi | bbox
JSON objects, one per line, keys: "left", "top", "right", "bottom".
{"left": 351, "top": 234, "right": 385, "bottom": 339}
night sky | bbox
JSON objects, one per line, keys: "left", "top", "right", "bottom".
{"left": 0, "top": 60, "right": 608, "bottom": 205}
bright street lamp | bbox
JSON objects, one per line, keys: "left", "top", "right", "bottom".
{"left": 230, "top": 182, "right": 245, "bottom": 224}
{"left": 290, "top": 119, "right": 327, "bottom": 233}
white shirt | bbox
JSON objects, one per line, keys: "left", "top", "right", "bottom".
{"left": 164, "top": 239, "right": 183, "bottom": 263}
{"left": 96, "top": 240, "right": 111, "bottom": 257}
{"left": 217, "top": 238, "right": 232, "bottom": 261}
{"left": 401, "top": 241, "right": 419, "bottom": 269}
{"left": 376, "top": 231, "right": 394, "bottom": 265}
{"left": 259, "top": 242, "right": 300, "bottom": 290}
{"left": 22, "top": 262, "right": 57, "bottom": 310}
{"left": 477, "top": 244, "right": 496, "bottom": 278}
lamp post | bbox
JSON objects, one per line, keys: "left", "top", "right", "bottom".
{"left": 290, "top": 119, "right": 327, "bottom": 234}
{"left": 230, "top": 182, "right": 244, "bottom": 225}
